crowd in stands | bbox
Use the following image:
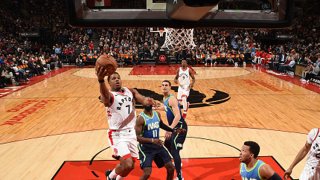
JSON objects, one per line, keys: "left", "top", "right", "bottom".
{"left": 0, "top": 0, "right": 83, "bottom": 88}
{"left": 1, "top": 0, "right": 320, "bottom": 88}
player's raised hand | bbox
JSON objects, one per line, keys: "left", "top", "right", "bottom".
{"left": 96, "top": 66, "right": 109, "bottom": 80}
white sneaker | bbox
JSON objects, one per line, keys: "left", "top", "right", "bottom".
{"left": 175, "top": 178, "right": 184, "bottom": 180}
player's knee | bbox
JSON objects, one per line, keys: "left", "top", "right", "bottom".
{"left": 125, "top": 160, "right": 134, "bottom": 171}
{"left": 143, "top": 168, "right": 152, "bottom": 178}
{"left": 141, "top": 173, "right": 150, "bottom": 180}
{"left": 166, "top": 163, "right": 175, "bottom": 174}
{"left": 121, "top": 158, "right": 134, "bottom": 176}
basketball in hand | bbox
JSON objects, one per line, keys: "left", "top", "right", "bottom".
{"left": 95, "top": 55, "right": 118, "bottom": 76}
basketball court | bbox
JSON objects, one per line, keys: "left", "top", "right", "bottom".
{"left": 1, "top": 64, "right": 319, "bottom": 179}
{"left": 0, "top": 1, "right": 314, "bottom": 179}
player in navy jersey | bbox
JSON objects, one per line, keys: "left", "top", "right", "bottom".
{"left": 135, "top": 105, "right": 185, "bottom": 180}
{"left": 156, "top": 80, "right": 188, "bottom": 180}
{"left": 240, "top": 141, "right": 282, "bottom": 180}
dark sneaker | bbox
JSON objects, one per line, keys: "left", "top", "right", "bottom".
{"left": 112, "top": 154, "right": 120, "bottom": 160}
{"left": 105, "top": 170, "right": 115, "bottom": 180}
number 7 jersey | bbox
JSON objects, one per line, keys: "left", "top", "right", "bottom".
{"left": 106, "top": 87, "right": 136, "bottom": 130}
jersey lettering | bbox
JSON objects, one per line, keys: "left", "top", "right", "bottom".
{"left": 116, "top": 96, "right": 132, "bottom": 111}
{"left": 147, "top": 121, "right": 159, "bottom": 131}
{"left": 314, "top": 142, "right": 320, "bottom": 158}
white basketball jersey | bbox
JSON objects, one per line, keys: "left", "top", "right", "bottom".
{"left": 178, "top": 67, "right": 191, "bottom": 86}
{"left": 300, "top": 128, "right": 320, "bottom": 180}
{"left": 106, "top": 87, "right": 136, "bottom": 130}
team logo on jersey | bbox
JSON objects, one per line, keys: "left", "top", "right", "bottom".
{"left": 135, "top": 87, "right": 230, "bottom": 109}
{"left": 179, "top": 73, "right": 189, "bottom": 86}
{"left": 116, "top": 96, "right": 132, "bottom": 110}
{"left": 147, "top": 121, "right": 160, "bottom": 130}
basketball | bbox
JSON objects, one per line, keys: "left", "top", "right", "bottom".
{"left": 95, "top": 55, "right": 118, "bottom": 76}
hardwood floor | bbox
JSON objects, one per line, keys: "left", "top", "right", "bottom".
{"left": 0, "top": 66, "right": 319, "bottom": 179}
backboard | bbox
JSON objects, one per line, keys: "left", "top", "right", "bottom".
{"left": 66, "top": 0, "right": 293, "bottom": 28}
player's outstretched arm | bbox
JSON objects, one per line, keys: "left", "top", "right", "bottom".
{"left": 259, "top": 164, "right": 281, "bottom": 180}
{"left": 284, "top": 141, "right": 311, "bottom": 179}
{"left": 130, "top": 88, "right": 155, "bottom": 106}
{"left": 158, "top": 112, "right": 174, "bottom": 132}
{"left": 96, "top": 66, "right": 112, "bottom": 107}
{"left": 158, "top": 111, "right": 186, "bottom": 134}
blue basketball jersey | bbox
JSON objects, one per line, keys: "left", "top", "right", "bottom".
{"left": 240, "top": 160, "right": 265, "bottom": 180}
{"left": 140, "top": 111, "right": 160, "bottom": 139}
{"left": 163, "top": 94, "right": 185, "bottom": 127}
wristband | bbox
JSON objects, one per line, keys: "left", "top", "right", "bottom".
{"left": 98, "top": 79, "right": 105, "bottom": 83}
{"left": 151, "top": 138, "right": 154, "bottom": 143}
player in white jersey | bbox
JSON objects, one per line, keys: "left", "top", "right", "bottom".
{"left": 96, "top": 67, "right": 156, "bottom": 180}
{"left": 284, "top": 128, "right": 320, "bottom": 180}
{"left": 174, "top": 59, "right": 195, "bottom": 119}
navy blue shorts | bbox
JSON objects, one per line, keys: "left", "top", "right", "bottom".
{"left": 138, "top": 143, "right": 172, "bottom": 169}
{"left": 165, "top": 122, "right": 188, "bottom": 151}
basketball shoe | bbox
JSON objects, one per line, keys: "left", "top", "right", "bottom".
{"left": 105, "top": 170, "right": 116, "bottom": 180}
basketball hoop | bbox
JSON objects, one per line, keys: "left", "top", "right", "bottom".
{"left": 150, "top": 27, "right": 196, "bottom": 51}
{"left": 161, "top": 28, "right": 196, "bottom": 51}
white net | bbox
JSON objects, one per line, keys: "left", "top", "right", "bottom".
{"left": 161, "top": 28, "right": 196, "bottom": 51}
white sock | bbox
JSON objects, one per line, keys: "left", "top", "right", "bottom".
{"left": 109, "top": 169, "right": 118, "bottom": 179}
{"left": 182, "top": 97, "right": 187, "bottom": 112}
{"left": 116, "top": 175, "right": 124, "bottom": 180}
